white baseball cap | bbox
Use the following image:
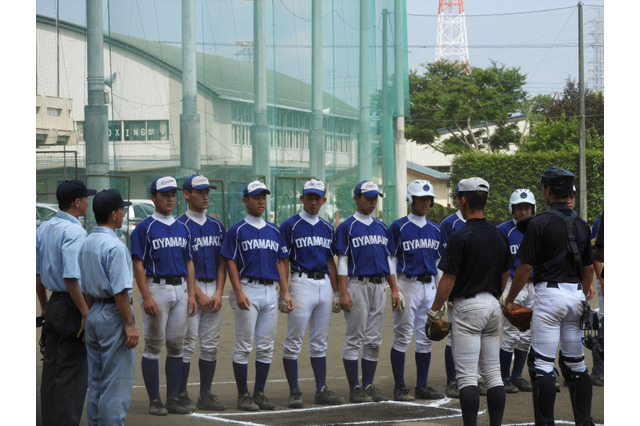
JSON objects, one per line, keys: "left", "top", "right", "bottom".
{"left": 302, "top": 178, "right": 326, "bottom": 196}
{"left": 151, "top": 176, "right": 180, "bottom": 192}
{"left": 243, "top": 180, "right": 271, "bottom": 197}
{"left": 183, "top": 174, "right": 217, "bottom": 191}
{"left": 457, "top": 177, "right": 490, "bottom": 193}
{"left": 354, "top": 180, "right": 384, "bottom": 198}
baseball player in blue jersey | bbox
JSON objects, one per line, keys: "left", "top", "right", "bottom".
{"left": 176, "top": 174, "right": 227, "bottom": 411}
{"left": 497, "top": 189, "right": 536, "bottom": 394}
{"left": 280, "top": 179, "right": 343, "bottom": 408}
{"left": 221, "top": 180, "right": 292, "bottom": 411}
{"left": 36, "top": 179, "right": 95, "bottom": 426}
{"left": 439, "top": 184, "right": 467, "bottom": 398}
{"left": 130, "top": 176, "right": 198, "bottom": 416}
{"left": 335, "top": 180, "right": 401, "bottom": 403}
{"left": 389, "top": 180, "right": 446, "bottom": 402}
{"left": 79, "top": 189, "right": 138, "bottom": 426}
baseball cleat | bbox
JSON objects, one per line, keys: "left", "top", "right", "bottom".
{"left": 511, "top": 376, "right": 532, "bottom": 392}
{"left": 393, "top": 385, "right": 415, "bottom": 401}
{"left": 237, "top": 392, "right": 259, "bottom": 411}
{"left": 197, "top": 391, "right": 226, "bottom": 411}
{"left": 314, "top": 386, "right": 344, "bottom": 405}
{"left": 349, "top": 385, "right": 372, "bottom": 403}
{"left": 445, "top": 380, "right": 460, "bottom": 398}
{"left": 149, "top": 398, "right": 168, "bottom": 416}
{"left": 177, "top": 391, "right": 197, "bottom": 411}
{"left": 166, "top": 396, "right": 192, "bottom": 414}
{"left": 288, "top": 388, "right": 304, "bottom": 408}
{"left": 414, "top": 385, "right": 445, "bottom": 400}
{"left": 252, "top": 391, "right": 276, "bottom": 410}
{"left": 503, "top": 378, "right": 519, "bottom": 394}
{"left": 364, "top": 384, "right": 388, "bottom": 402}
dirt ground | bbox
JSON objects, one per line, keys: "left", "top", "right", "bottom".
{"left": 35, "top": 284, "right": 604, "bottom": 425}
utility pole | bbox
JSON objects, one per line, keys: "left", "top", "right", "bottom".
{"left": 310, "top": 0, "right": 324, "bottom": 182}
{"left": 578, "top": 2, "right": 587, "bottom": 220}
{"left": 180, "top": 0, "right": 201, "bottom": 179}
{"left": 85, "top": 0, "right": 109, "bottom": 227}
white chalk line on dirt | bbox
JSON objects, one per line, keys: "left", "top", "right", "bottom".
{"left": 184, "top": 399, "right": 462, "bottom": 425}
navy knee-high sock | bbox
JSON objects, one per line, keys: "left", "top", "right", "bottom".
{"left": 283, "top": 358, "right": 299, "bottom": 391}
{"left": 445, "top": 344, "right": 456, "bottom": 382}
{"left": 415, "top": 351, "right": 432, "bottom": 388}
{"left": 390, "top": 348, "right": 406, "bottom": 389}
{"left": 511, "top": 349, "right": 528, "bottom": 378}
{"left": 141, "top": 357, "right": 161, "bottom": 401}
{"left": 487, "top": 385, "right": 506, "bottom": 426}
{"left": 310, "top": 356, "right": 327, "bottom": 391}
{"left": 232, "top": 362, "right": 249, "bottom": 394}
{"left": 253, "top": 361, "right": 271, "bottom": 395}
{"left": 361, "top": 358, "right": 378, "bottom": 388}
{"left": 165, "top": 356, "right": 183, "bottom": 400}
{"left": 343, "top": 359, "right": 359, "bottom": 390}
{"left": 180, "top": 361, "right": 191, "bottom": 394}
{"left": 459, "top": 385, "right": 480, "bottom": 426}
{"left": 199, "top": 359, "right": 216, "bottom": 396}
{"left": 500, "top": 349, "right": 513, "bottom": 379}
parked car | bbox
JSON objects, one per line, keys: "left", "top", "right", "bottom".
{"left": 119, "top": 199, "right": 156, "bottom": 244}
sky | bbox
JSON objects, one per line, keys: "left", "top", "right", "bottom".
{"left": 34, "top": 0, "right": 605, "bottom": 97}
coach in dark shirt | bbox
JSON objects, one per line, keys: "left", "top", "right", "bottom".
{"left": 505, "top": 167, "right": 594, "bottom": 426}
{"left": 430, "top": 177, "right": 511, "bottom": 426}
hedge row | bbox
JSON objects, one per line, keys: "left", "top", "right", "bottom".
{"left": 449, "top": 150, "right": 604, "bottom": 226}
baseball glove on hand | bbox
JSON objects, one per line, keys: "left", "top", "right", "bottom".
{"left": 426, "top": 309, "right": 451, "bottom": 341}
{"left": 502, "top": 304, "right": 532, "bottom": 331}
{"left": 397, "top": 291, "right": 406, "bottom": 313}
{"left": 278, "top": 293, "right": 289, "bottom": 313}
{"left": 332, "top": 291, "right": 341, "bottom": 313}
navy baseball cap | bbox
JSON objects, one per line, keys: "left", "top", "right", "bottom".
{"left": 243, "top": 180, "right": 271, "bottom": 197}
{"left": 93, "top": 189, "right": 132, "bottom": 217}
{"left": 151, "top": 176, "right": 180, "bottom": 193}
{"left": 354, "top": 180, "right": 384, "bottom": 198}
{"left": 56, "top": 180, "right": 97, "bottom": 204}
{"left": 183, "top": 174, "right": 217, "bottom": 191}
{"left": 458, "top": 177, "right": 490, "bottom": 193}
{"left": 302, "top": 178, "right": 326, "bottom": 196}
{"left": 540, "top": 167, "right": 574, "bottom": 196}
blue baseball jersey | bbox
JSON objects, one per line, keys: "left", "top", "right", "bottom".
{"left": 280, "top": 213, "right": 335, "bottom": 275}
{"left": 439, "top": 210, "right": 466, "bottom": 249}
{"left": 130, "top": 213, "right": 193, "bottom": 278}
{"left": 177, "top": 213, "right": 226, "bottom": 280}
{"left": 497, "top": 219, "right": 528, "bottom": 278}
{"left": 334, "top": 215, "right": 392, "bottom": 277}
{"left": 389, "top": 215, "right": 443, "bottom": 277}
{"left": 220, "top": 219, "right": 289, "bottom": 281}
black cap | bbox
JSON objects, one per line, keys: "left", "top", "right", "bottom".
{"left": 540, "top": 167, "right": 575, "bottom": 197}
{"left": 56, "top": 180, "right": 97, "bottom": 205}
{"left": 93, "top": 189, "right": 132, "bottom": 218}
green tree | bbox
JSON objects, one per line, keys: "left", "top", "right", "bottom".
{"left": 522, "top": 79, "right": 604, "bottom": 152}
{"left": 406, "top": 60, "right": 528, "bottom": 155}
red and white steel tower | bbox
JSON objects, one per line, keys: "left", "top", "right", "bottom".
{"left": 435, "top": 0, "right": 470, "bottom": 72}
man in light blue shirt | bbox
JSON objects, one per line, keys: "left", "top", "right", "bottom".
{"left": 79, "top": 189, "right": 139, "bottom": 426}
{"left": 36, "top": 179, "right": 96, "bottom": 426}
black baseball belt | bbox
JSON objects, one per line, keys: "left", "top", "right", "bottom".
{"left": 152, "top": 276, "right": 184, "bottom": 285}
{"left": 357, "top": 275, "right": 386, "bottom": 284}
{"left": 297, "top": 271, "right": 326, "bottom": 280}
{"left": 404, "top": 273, "right": 432, "bottom": 284}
